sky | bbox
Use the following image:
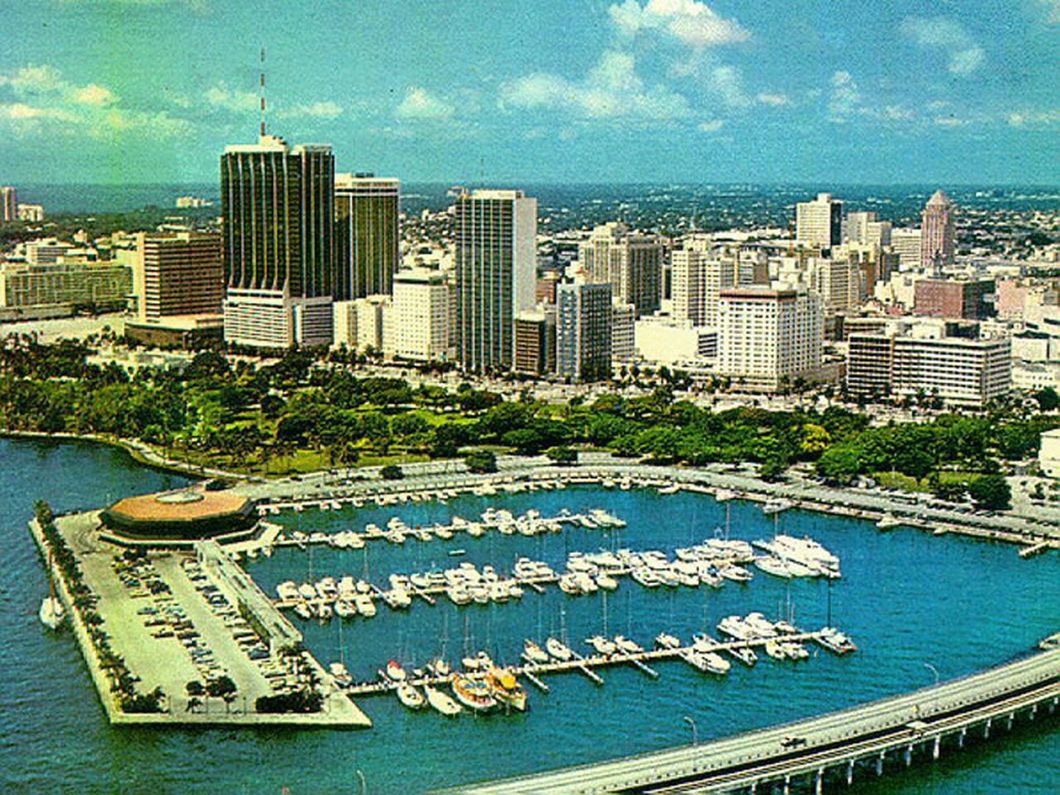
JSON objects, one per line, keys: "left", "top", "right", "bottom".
{"left": 0, "top": 0, "right": 1057, "bottom": 185}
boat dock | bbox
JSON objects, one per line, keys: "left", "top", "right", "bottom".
{"left": 343, "top": 630, "right": 841, "bottom": 697}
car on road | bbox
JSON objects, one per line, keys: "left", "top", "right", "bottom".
{"left": 780, "top": 736, "right": 807, "bottom": 749}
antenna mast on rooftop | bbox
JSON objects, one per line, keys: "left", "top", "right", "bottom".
{"left": 259, "top": 46, "right": 267, "bottom": 138}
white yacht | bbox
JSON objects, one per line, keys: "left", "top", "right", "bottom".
{"left": 424, "top": 685, "right": 462, "bottom": 716}
{"left": 396, "top": 683, "right": 426, "bottom": 710}
{"left": 39, "top": 595, "right": 65, "bottom": 630}
{"left": 545, "top": 637, "right": 573, "bottom": 661}
{"left": 523, "top": 639, "right": 550, "bottom": 665}
{"left": 613, "top": 635, "right": 642, "bottom": 654}
{"left": 654, "top": 632, "right": 681, "bottom": 650}
{"left": 587, "top": 635, "right": 617, "bottom": 656}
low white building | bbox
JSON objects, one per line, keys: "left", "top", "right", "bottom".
{"left": 635, "top": 315, "right": 717, "bottom": 366}
{"left": 386, "top": 269, "right": 451, "bottom": 361}
{"left": 1039, "top": 428, "right": 1060, "bottom": 478}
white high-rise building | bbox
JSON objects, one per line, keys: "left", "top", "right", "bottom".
{"left": 844, "top": 211, "right": 892, "bottom": 249}
{"left": 717, "top": 288, "right": 823, "bottom": 391}
{"left": 386, "top": 269, "right": 451, "bottom": 361}
{"left": 454, "top": 189, "right": 537, "bottom": 372}
{"left": 578, "top": 222, "right": 665, "bottom": 316}
{"left": 795, "top": 193, "right": 843, "bottom": 249}
{"left": 808, "top": 257, "right": 863, "bottom": 315}
{"left": 672, "top": 240, "right": 768, "bottom": 328}
{"left": 1, "top": 187, "right": 17, "bottom": 222}
{"left": 611, "top": 302, "right": 636, "bottom": 365}
{"left": 890, "top": 228, "right": 923, "bottom": 270}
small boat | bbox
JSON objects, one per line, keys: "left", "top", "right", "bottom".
{"left": 294, "top": 602, "right": 313, "bottom": 620}
{"left": 595, "top": 573, "right": 619, "bottom": 591}
{"left": 424, "top": 685, "right": 462, "bottom": 716}
{"left": 702, "top": 652, "right": 731, "bottom": 675}
{"left": 487, "top": 668, "right": 528, "bottom": 712}
{"left": 396, "top": 683, "right": 426, "bottom": 710}
{"left": 354, "top": 594, "right": 377, "bottom": 617}
{"left": 450, "top": 673, "right": 497, "bottom": 713}
{"left": 328, "top": 662, "right": 353, "bottom": 687}
{"left": 427, "top": 658, "right": 451, "bottom": 677}
{"left": 613, "top": 635, "right": 642, "bottom": 654}
{"left": 754, "top": 556, "right": 793, "bottom": 579}
{"left": 545, "top": 637, "right": 573, "bottom": 661}
{"left": 384, "top": 659, "right": 407, "bottom": 682}
{"left": 764, "top": 640, "right": 787, "bottom": 660}
{"left": 39, "top": 595, "right": 65, "bottom": 631}
{"left": 654, "top": 632, "right": 681, "bottom": 650}
{"left": 523, "top": 639, "right": 550, "bottom": 665}
{"left": 587, "top": 635, "right": 617, "bottom": 656}
{"left": 448, "top": 548, "right": 467, "bottom": 557}
{"left": 727, "top": 645, "right": 758, "bottom": 666}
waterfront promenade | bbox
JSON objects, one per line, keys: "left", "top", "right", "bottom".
{"left": 234, "top": 452, "right": 1060, "bottom": 553}
{"left": 446, "top": 646, "right": 1060, "bottom": 794}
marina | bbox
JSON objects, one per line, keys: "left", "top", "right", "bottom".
{"left": 7, "top": 439, "right": 1059, "bottom": 794}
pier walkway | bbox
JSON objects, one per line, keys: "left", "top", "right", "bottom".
{"left": 346, "top": 631, "right": 836, "bottom": 696}
{"left": 444, "top": 646, "right": 1060, "bottom": 794}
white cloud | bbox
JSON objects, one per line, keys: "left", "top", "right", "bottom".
{"left": 74, "top": 84, "right": 117, "bottom": 106}
{"left": 900, "top": 17, "right": 985, "bottom": 76}
{"left": 277, "top": 101, "right": 342, "bottom": 120}
{"left": 395, "top": 87, "right": 454, "bottom": 120}
{"left": 1036, "top": 1, "right": 1060, "bottom": 24}
{"left": 756, "top": 92, "right": 789, "bottom": 106}
{"left": 706, "top": 64, "right": 750, "bottom": 108}
{"left": 697, "top": 119, "right": 724, "bottom": 132}
{"left": 609, "top": 0, "right": 750, "bottom": 48}
{"left": 827, "top": 70, "right": 860, "bottom": 121}
{"left": 1008, "top": 109, "right": 1060, "bottom": 126}
{"left": 0, "top": 63, "right": 188, "bottom": 141}
{"left": 204, "top": 82, "right": 258, "bottom": 113}
{"left": 500, "top": 50, "right": 691, "bottom": 120}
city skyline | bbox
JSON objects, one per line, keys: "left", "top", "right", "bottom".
{"left": 0, "top": 1, "right": 1057, "bottom": 186}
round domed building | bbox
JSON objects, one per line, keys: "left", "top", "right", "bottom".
{"left": 102, "top": 485, "right": 257, "bottom": 539}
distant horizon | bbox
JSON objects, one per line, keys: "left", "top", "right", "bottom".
{"left": 1, "top": 2, "right": 1056, "bottom": 185}
{"left": 11, "top": 180, "right": 1060, "bottom": 189}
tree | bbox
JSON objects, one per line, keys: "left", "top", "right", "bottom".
{"left": 546, "top": 446, "right": 578, "bottom": 466}
{"left": 465, "top": 449, "right": 497, "bottom": 473}
{"left": 967, "top": 474, "right": 1011, "bottom": 511}
{"left": 1034, "top": 387, "right": 1060, "bottom": 412}
{"left": 380, "top": 464, "right": 404, "bottom": 480}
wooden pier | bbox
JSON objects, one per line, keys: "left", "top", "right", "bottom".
{"left": 343, "top": 630, "right": 838, "bottom": 697}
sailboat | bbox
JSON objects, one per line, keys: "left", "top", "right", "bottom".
{"left": 39, "top": 547, "right": 65, "bottom": 630}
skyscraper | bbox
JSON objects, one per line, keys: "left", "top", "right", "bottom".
{"left": 220, "top": 134, "right": 335, "bottom": 348}
{"left": 556, "top": 282, "right": 612, "bottom": 382}
{"left": 454, "top": 189, "right": 537, "bottom": 372}
{"left": 137, "top": 232, "right": 224, "bottom": 321}
{"left": 0, "top": 187, "right": 16, "bottom": 223}
{"left": 795, "top": 193, "right": 843, "bottom": 249}
{"left": 920, "top": 189, "right": 956, "bottom": 270}
{"left": 578, "top": 222, "right": 664, "bottom": 316}
{"left": 334, "top": 173, "right": 400, "bottom": 299}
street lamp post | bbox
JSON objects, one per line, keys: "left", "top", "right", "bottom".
{"left": 683, "top": 715, "right": 699, "bottom": 746}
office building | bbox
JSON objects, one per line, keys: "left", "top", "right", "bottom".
{"left": 386, "top": 269, "right": 451, "bottom": 361}
{"left": 671, "top": 240, "right": 768, "bottom": 328}
{"left": 135, "top": 232, "right": 223, "bottom": 321}
{"left": 0, "top": 261, "right": 131, "bottom": 310}
{"left": 611, "top": 302, "right": 636, "bottom": 365}
{"left": 578, "top": 222, "right": 664, "bottom": 316}
{"left": 920, "top": 189, "right": 956, "bottom": 269}
{"left": 454, "top": 189, "right": 537, "bottom": 372}
{"left": 914, "top": 278, "right": 994, "bottom": 320}
{"left": 795, "top": 193, "right": 843, "bottom": 249}
{"left": 635, "top": 317, "right": 718, "bottom": 365}
{"left": 16, "top": 204, "right": 43, "bottom": 222}
{"left": 513, "top": 307, "right": 556, "bottom": 376}
{"left": 220, "top": 134, "right": 335, "bottom": 348}
{"left": 556, "top": 282, "right": 612, "bottom": 382}
{"left": 334, "top": 173, "right": 399, "bottom": 300}
{"left": 847, "top": 320, "right": 1011, "bottom": 407}
{"left": 717, "top": 288, "right": 823, "bottom": 392}
{"left": 332, "top": 295, "right": 390, "bottom": 353}
{"left": 1, "top": 187, "right": 16, "bottom": 222}
{"left": 890, "top": 228, "right": 922, "bottom": 269}
{"left": 844, "top": 211, "right": 891, "bottom": 249}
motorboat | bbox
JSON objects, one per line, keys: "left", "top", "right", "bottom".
{"left": 39, "top": 595, "right": 64, "bottom": 630}
{"left": 487, "top": 668, "right": 528, "bottom": 712}
{"left": 718, "top": 564, "right": 753, "bottom": 583}
{"left": 427, "top": 658, "right": 451, "bottom": 677}
{"left": 727, "top": 645, "right": 758, "bottom": 666}
{"left": 754, "top": 556, "right": 793, "bottom": 579}
{"left": 294, "top": 602, "right": 313, "bottom": 620}
{"left": 450, "top": 673, "right": 497, "bottom": 713}
{"left": 595, "top": 573, "right": 619, "bottom": 591}
{"left": 354, "top": 594, "right": 377, "bottom": 617}
{"left": 702, "top": 651, "right": 731, "bottom": 675}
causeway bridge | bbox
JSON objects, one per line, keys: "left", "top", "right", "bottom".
{"left": 446, "top": 646, "right": 1060, "bottom": 794}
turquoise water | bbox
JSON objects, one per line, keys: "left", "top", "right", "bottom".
{"left": 1, "top": 437, "right": 1057, "bottom": 793}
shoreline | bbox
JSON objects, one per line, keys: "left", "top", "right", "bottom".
{"left": 7, "top": 431, "right": 1058, "bottom": 554}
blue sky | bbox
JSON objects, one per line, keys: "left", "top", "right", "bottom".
{"left": 0, "top": 0, "right": 1057, "bottom": 184}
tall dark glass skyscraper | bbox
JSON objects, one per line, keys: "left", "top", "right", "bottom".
{"left": 220, "top": 135, "right": 335, "bottom": 348}
{"left": 334, "top": 173, "right": 399, "bottom": 300}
